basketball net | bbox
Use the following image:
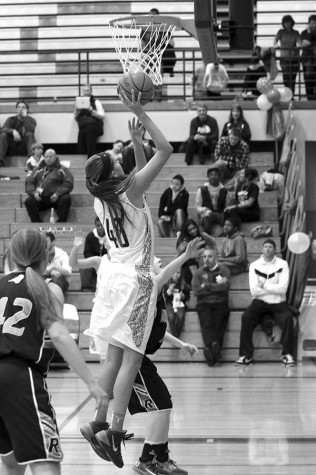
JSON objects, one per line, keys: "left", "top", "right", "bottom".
{"left": 204, "top": 63, "right": 228, "bottom": 92}
{"left": 109, "top": 16, "right": 176, "bottom": 86}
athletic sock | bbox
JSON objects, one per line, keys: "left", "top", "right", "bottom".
{"left": 140, "top": 443, "right": 155, "bottom": 463}
{"left": 110, "top": 411, "right": 126, "bottom": 431}
{"left": 153, "top": 442, "right": 169, "bottom": 463}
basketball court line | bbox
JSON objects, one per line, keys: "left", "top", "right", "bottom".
{"left": 59, "top": 394, "right": 92, "bottom": 432}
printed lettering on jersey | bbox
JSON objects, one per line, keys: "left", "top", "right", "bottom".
{"left": 105, "top": 218, "right": 129, "bottom": 248}
{"left": 197, "top": 125, "right": 211, "bottom": 135}
{"left": 133, "top": 382, "right": 158, "bottom": 412}
{"left": 40, "top": 411, "right": 63, "bottom": 461}
{"left": 0, "top": 297, "right": 32, "bottom": 337}
{"left": 8, "top": 274, "right": 25, "bottom": 284}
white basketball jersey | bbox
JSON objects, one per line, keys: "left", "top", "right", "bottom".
{"left": 94, "top": 193, "right": 154, "bottom": 266}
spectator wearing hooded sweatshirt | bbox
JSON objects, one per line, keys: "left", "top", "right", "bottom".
{"left": 218, "top": 214, "right": 248, "bottom": 275}
{"left": 25, "top": 148, "right": 74, "bottom": 222}
{"left": 157, "top": 174, "right": 189, "bottom": 237}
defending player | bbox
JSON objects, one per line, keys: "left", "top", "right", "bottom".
{"left": 0, "top": 228, "right": 107, "bottom": 475}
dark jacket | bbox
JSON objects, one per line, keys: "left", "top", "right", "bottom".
{"left": 158, "top": 186, "right": 189, "bottom": 218}
{"left": 26, "top": 157, "right": 74, "bottom": 198}
{"left": 84, "top": 230, "right": 107, "bottom": 258}
{"left": 189, "top": 115, "right": 219, "bottom": 145}
{"left": 221, "top": 120, "right": 252, "bottom": 143}
{"left": 192, "top": 264, "right": 231, "bottom": 304}
{"left": 1, "top": 115, "right": 36, "bottom": 137}
{"left": 200, "top": 185, "right": 227, "bottom": 213}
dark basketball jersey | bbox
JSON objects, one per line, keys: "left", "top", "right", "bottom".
{"left": 145, "top": 292, "right": 167, "bottom": 355}
{"left": 0, "top": 272, "right": 53, "bottom": 374}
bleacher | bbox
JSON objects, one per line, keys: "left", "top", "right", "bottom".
{"left": 0, "top": 150, "right": 285, "bottom": 362}
{"left": 1, "top": 0, "right": 315, "bottom": 102}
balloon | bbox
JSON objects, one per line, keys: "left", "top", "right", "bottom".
{"left": 256, "top": 77, "right": 273, "bottom": 94}
{"left": 267, "top": 88, "right": 281, "bottom": 104}
{"left": 287, "top": 232, "right": 310, "bottom": 254}
{"left": 257, "top": 94, "right": 273, "bottom": 111}
{"left": 277, "top": 86, "right": 293, "bottom": 102}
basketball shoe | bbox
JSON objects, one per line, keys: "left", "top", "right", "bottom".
{"left": 80, "top": 421, "right": 110, "bottom": 461}
{"left": 156, "top": 458, "right": 188, "bottom": 475}
{"left": 96, "top": 427, "right": 134, "bottom": 468}
{"left": 133, "top": 459, "right": 160, "bottom": 475}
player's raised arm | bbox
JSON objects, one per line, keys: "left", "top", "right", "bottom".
{"left": 119, "top": 90, "right": 173, "bottom": 197}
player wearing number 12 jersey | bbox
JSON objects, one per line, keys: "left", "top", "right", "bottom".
{"left": 0, "top": 228, "right": 107, "bottom": 474}
{"left": 83, "top": 90, "right": 173, "bottom": 468}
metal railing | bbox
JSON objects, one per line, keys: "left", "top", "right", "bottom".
{"left": 0, "top": 47, "right": 315, "bottom": 104}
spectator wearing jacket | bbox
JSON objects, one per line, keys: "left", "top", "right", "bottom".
{"left": 80, "top": 217, "right": 108, "bottom": 292}
{"left": 163, "top": 267, "right": 190, "bottom": 338}
{"left": 196, "top": 167, "right": 228, "bottom": 236}
{"left": 214, "top": 128, "right": 249, "bottom": 183}
{"left": 185, "top": 104, "right": 219, "bottom": 165}
{"left": 25, "top": 148, "right": 74, "bottom": 222}
{"left": 192, "top": 246, "right": 231, "bottom": 366}
{"left": 221, "top": 104, "right": 252, "bottom": 144}
{"left": 74, "top": 83, "right": 105, "bottom": 158}
{"left": 218, "top": 214, "right": 248, "bottom": 275}
{"left": 158, "top": 174, "right": 189, "bottom": 237}
{"left": 236, "top": 239, "right": 296, "bottom": 366}
{"left": 0, "top": 100, "right": 36, "bottom": 166}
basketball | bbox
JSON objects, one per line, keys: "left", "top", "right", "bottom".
{"left": 117, "top": 69, "right": 155, "bottom": 105}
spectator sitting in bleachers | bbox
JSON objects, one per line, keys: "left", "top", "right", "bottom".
{"left": 196, "top": 167, "right": 228, "bottom": 237}
{"left": 192, "top": 246, "right": 231, "bottom": 366}
{"left": 74, "top": 83, "right": 105, "bottom": 158}
{"left": 242, "top": 52, "right": 267, "bottom": 98}
{"left": 221, "top": 103, "right": 252, "bottom": 144}
{"left": 122, "top": 125, "right": 156, "bottom": 174}
{"left": 106, "top": 139, "right": 124, "bottom": 164}
{"left": 217, "top": 214, "right": 248, "bottom": 275}
{"left": 157, "top": 174, "right": 189, "bottom": 238}
{"left": 45, "top": 231, "right": 72, "bottom": 293}
{"left": 0, "top": 100, "right": 36, "bottom": 167}
{"left": 80, "top": 217, "right": 108, "bottom": 292}
{"left": 224, "top": 168, "right": 260, "bottom": 222}
{"left": 236, "top": 239, "right": 296, "bottom": 366}
{"left": 163, "top": 267, "right": 190, "bottom": 338}
{"left": 25, "top": 148, "right": 74, "bottom": 222}
{"left": 25, "top": 142, "right": 44, "bottom": 176}
{"left": 184, "top": 104, "right": 219, "bottom": 165}
{"left": 214, "top": 128, "right": 249, "bottom": 185}
{"left": 176, "top": 218, "right": 212, "bottom": 287}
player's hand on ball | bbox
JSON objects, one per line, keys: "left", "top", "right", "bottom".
{"left": 119, "top": 89, "right": 143, "bottom": 115}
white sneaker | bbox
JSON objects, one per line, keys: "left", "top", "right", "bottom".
{"left": 282, "top": 354, "right": 296, "bottom": 366}
{"left": 235, "top": 356, "right": 253, "bottom": 365}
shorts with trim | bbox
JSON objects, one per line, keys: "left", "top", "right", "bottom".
{"left": 128, "top": 355, "right": 172, "bottom": 415}
{"left": 0, "top": 357, "right": 63, "bottom": 464}
{"left": 85, "top": 262, "right": 158, "bottom": 354}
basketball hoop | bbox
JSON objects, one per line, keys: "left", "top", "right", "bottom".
{"left": 109, "top": 15, "right": 178, "bottom": 85}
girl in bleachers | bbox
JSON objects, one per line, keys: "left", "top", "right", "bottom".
{"left": 221, "top": 103, "right": 252, "bottom": 144}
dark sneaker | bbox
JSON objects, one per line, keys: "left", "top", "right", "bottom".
{"left": 95, "top": 428, "right": 133, "bottom": 468}
{"left": 133, "top": 459, "right": 159, "bottom": 475}
{"left": 156, "top": 459, "right": 188, "bottom": 475}
{"left": 282, "top": 354, "right": 296, "bottom": 366}
{"left": 211, "top": 341, "right": 221, "bottom": 360}
{"left": 203, "top": 347, "right": 216, "bottom": 366}
{"left": 80, "top": 421, "right": 110, "bottom": 461}
{"left": 235, "top": 356, "right": 253, "bottom": 365}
